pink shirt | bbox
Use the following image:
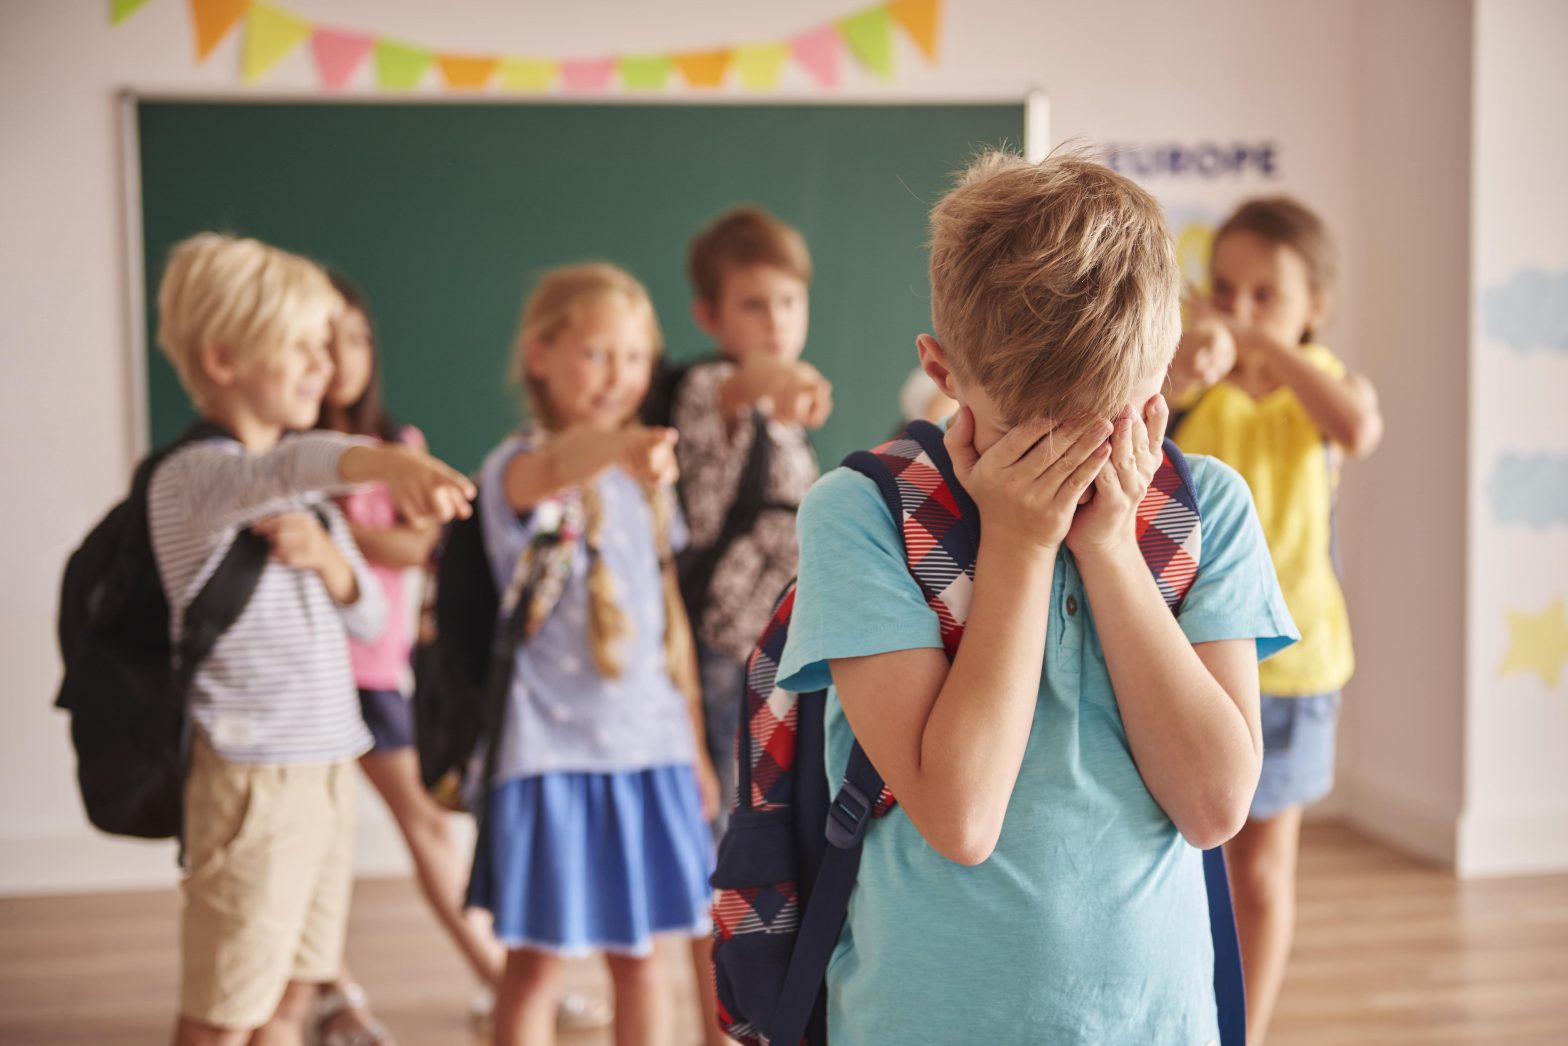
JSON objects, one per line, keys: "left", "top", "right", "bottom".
{"left": 338, "top": 426, "right": 424, "bottom": 691}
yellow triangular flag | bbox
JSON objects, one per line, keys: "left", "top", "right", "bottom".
{"left": 190, "top": 0, "right": 250, "bottom": 62}
{"left": 243, "top": 3, "right": 313, "bottom": 84}
{"left": 889, "top": 0, "right": 941, "bottom": 62}
{"left": 735, "top": 42, "right": 790, "bottom": 90}
{"left": 499, "top": 57, "right": 558, "bottom": 91}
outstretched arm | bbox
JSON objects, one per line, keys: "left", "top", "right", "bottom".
{"left": 1241, "top": 331, "right": 1383, "bottom": 458}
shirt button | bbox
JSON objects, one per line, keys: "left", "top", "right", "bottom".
{"left": 1065, "top": 595, "right": 1079, "bottom": 616}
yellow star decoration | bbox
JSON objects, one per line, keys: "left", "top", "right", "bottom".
{"left": 1499, "top": 598, "right": 1568, "bottom": 688}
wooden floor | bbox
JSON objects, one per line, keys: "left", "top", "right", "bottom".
{"left": 2, "top": 822, "right": 1565, "bottom": 1044}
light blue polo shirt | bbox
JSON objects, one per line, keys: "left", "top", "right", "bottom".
{"left": 775, "top": 453, "right": 1296, "bottom": 1045}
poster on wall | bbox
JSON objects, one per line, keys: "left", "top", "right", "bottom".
{"left": 1103, "top": 140, "right": 1281, "bottom": 290}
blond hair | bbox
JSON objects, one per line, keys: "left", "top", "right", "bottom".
{"left": 1214, "top": 197, "right": 1336, "bottom": 343}
{"left": 512, "top": 263, "right": 692, "bottom": 691}
{"left": 687, "top": 205, "right": 812, "bottom": 304}
{"left": 515, "top": 263, "right": 663, "bottom": 429}
{"left": 156, "top": 232, "right": 337, "bottom": 409}
{"left": 927, "top": 150, "right": 1181, "bottom": 423}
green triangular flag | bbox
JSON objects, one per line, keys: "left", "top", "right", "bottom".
{"left": 110, "top": 0, "right": 152, "bottom": 24}
{"left": 838, "top": 7, "right": 894, "bottom": 79}
{"left": 618, "top": 54, "right": 673, "bottom": 90}
{"left": 243, "top": 3, "right": 313, "bottom": 84}
{"left": 375, "top": 39, "right": 434, "bottom": 90}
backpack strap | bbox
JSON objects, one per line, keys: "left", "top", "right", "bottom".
{"left": 677, "top": 410, "right": 779, "bottom": 624}
{"left": 155, "top": 421, "right": 282, "bottom": 860}
{"left": 766, "top": 426, "right": 973, "bottom": 1044}
{"left": 768, "top": 741, "right": 883, "bottom": 1046}
{"left": 1141, "top": 437, "right": 1203, "bottom": 611}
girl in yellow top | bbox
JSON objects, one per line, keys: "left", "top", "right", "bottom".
{"left": 1169, "top": 198, "right": 1383, "bottom": 1046}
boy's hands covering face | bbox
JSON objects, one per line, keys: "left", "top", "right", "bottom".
{"left": 945, "top": 406, "right": 1113, "bottom": 556}
{"left": 1065, "top": 394, "right": 1170, "bottom": 559}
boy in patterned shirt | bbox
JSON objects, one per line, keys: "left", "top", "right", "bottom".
{"left": 669, "top": 206, "right": 832, "bottom": 836}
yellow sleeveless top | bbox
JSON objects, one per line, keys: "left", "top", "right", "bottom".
{"left": 1172, "top": 344, "right": 1355, "bottom": 695}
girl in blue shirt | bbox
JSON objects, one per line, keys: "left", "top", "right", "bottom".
{"left": 468, "top": 263, "right": 722, "bottom": 1046}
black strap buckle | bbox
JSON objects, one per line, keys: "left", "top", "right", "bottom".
{"left": 825, "top": 779, "right": 872, "bottom": 848}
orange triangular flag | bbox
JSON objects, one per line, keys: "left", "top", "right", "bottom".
{"left": 438, "top": 54, "right": 499, "bottom": 89}
{"left": 190, "top": 0, "right": 250, "bottom": 62}
{"left": 674, "top": 49, "right": 732, "bottom": 88}
{"left": 889, "top": 0, "right": 941, "bottom": 62}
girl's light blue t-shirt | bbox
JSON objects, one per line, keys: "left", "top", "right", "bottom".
{"left": 478, "top": 436, "right": 695, "bottom": 782}
{"left": 775, "top": 454, "right": 1297, "bottom": 1046}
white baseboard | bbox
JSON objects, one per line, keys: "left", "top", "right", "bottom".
{"left": 1457, "top": 807, "right": 1568, "bottom": 878}
{"left": 1333, "top": 768, "right": 1460, "bottom": 869}
{"left": 0, "top": 780, "right": 475, "bottom": 897}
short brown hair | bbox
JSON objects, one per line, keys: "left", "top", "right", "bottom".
{"left": 928, "top": 151, "right": 1181, "bottom": 423}
{"left": 156, "top": 232, "right": 337, "bottom": 409}
{"left": 687, "top": 206, "right": 812, "bottom": 303}
{"left": 1214, "top": 196, "right": 1335, "bottom": 342}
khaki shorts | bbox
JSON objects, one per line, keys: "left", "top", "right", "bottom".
{"left": 179, "top": 739, "right": 357, "bottom": 1030}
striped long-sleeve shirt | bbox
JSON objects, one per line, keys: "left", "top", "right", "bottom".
{"left": 147, "top": 431, "right": 385, "bottom": 764}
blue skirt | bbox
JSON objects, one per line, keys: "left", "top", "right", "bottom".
{"left": 466, "top": 766, "right": 714, "bottom": 956}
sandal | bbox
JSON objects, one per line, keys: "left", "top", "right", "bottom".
{"left": 314, "top": 982, "right": 394, "bottom": 1046}
{"left": 464, "top": 985, "right": 610, "bottom": 1033}
{"left": 556, "top": 991, "right": 613, "bottom": 1031}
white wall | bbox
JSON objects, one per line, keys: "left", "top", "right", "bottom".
{"left": 0, "top": 0, "right": 1456, "bottom": 894}
{"left": 1334, "top": 0, "right": 1473, "bottom": 866}
{"left": 1459, "top": 0, "right": 1568, "bottom": 876}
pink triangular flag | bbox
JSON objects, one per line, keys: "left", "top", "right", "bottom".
{"left": 311, "top": 26, "right": 373, "bottom": 91}
{"left": 561, "top": 57, "right": 615, "bottom": 91}
{"left": 790, "top": 24, "right": 840, "bottom": 88}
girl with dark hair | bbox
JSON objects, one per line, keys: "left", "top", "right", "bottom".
{"left": 313, "top": 272, "right": 508, "bottom": 1044}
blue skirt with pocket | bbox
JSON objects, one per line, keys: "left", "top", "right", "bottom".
{"left": 466, "top": 765, "right": 714, "bottom": 956}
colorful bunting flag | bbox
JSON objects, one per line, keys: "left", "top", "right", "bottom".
{"left": 311, "top": 27, "right": 374, "bottom": 91}
{"left": 243, "top": 3, "right": 313, "bottom": 84}
{"left": 838, "top": 7, "right": 894, "bottom": 79}
{"left": 735, "top": 42, "right": 791, "bottom": 91}
{"left": 189, "top": 0, "right": 249, "bottom": 62}
{"left": 675, "top": 49, "right": 733, "bottom": 89}
{"left": 375, "top": 39, "right": 433, "bottom": 90}
{"left": 561, "top": 58, "right": 616, "bottom": 91}
{"left": 438, "top": 54, "right": 499, "bottom": 89}
{"left": 890, "top": 0, "right": 941, "bottom": 62}
{"left": 111, "top": 0, "right": 152, "bottom": 25}
{"left": 499, "top": 57, "right": 558, "bottom": 91}
{"left": 619, "top": 54, "right": 674, "bottom": 90}
{"left": 790, "top": 24, "right": 842, "bottom": 88}
{"left": 126, "top": 1, "right": 945, "bottom": 92}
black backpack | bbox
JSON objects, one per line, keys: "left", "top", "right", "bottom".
{"left": 643, "top": 356, "right": 796, "bottom": 628}
{"left": 55, "top": 423, "right": 269, "bottom": 841}
{"left": 412, "top": 506, "right": 562, "bottom": 815}
{"left": 411, "top": 509, "right": 499, "bottom": 809}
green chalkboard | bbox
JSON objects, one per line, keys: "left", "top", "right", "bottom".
{"left": 137, "top": 100, "right": 1025, "bottom": 471}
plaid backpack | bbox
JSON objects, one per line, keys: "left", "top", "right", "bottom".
{"left": 711, "top": 419, "right": 1245, "bottom": 1046}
